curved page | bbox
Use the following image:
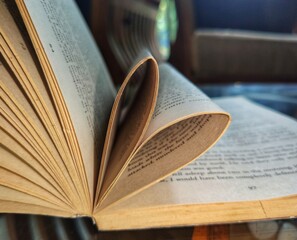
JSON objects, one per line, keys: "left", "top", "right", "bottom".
{"left": 97, "top": 64, "right": 230, "bottom": 210}
{"left": 95, "top": 97, "right": 297, "bottom": 230}
{"left": 0, "top": 2, "right": 82, "bottom": 209}
{"left": 97, "top": 51, "right": 159, "bottom": 204}
{"left": 15, "top": 0, "right": 116, "bottom": 205}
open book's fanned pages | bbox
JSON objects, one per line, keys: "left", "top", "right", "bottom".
{"left": 1, "top": 0, "right": 84, "bottom": 215}
{"left": 95, "top": 97, "right": 297, "bottom": 230}
{"left": 1, "top": 0, "right": 297, "bottom": 231}
{"left": 1, "top": 0, "right": 231, "bottom": 226}
{"left": 96, "top": 63, "right": 230, "bottom": 211}
{"left": 14, "top": 0, "right": 116, "bottom": 208}
{"left": 95, "top": 50, "right": 160, "bottom": 204}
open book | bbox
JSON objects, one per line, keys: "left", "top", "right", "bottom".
{"left": 1, "top": 0, "right": 297, "bottom": 231}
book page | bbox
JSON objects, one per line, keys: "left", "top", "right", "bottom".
{"left": 95, "top": 51, "right": 159, "bottom": 204}
{"left": 106, "top": 97, "right": 297, "bottom": 209}
{"left": 0, "top": 200, "right": 74, "bottom": 217}
{"left": 142, "top": 63, "right": 229, "bottom": 141}
{"left": 1, "top": 63, "right": 74, "bottom": 195}
{"left": 0, "top": 185, "right": 68, "bottom": 212}
{"left": 0, "top": 1, "right": 87, "bottom": 211}
{"left": 97, "top": 64, "right": 230, "bottom": 209}
{"left": 15, "top": 0, "right": 116, "bottom": 199}
{"left": 0, "top": 130, "right": 69, "bottom": 207}
{"left": 1, "top": 60, "right": 80, "bottom": 207}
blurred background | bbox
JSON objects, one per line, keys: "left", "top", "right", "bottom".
{"left": 76, "top": 0, "right": 297, "bottom": 84}
{"left": 75, "top": 0, "right": 297, "bottom": 119}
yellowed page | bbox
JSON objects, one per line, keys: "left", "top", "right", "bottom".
{"left": 143, "top": 97, "right": 297, "bottom": 204}
{"left": 97, "top": 64, "right": 230, "bottom": 210}
{"left": 1, "top": 126, "right": 72, "bottom": 213}
{"left": 96, "top": 51, "right": 159, "bottom": 204}
{"left": 143, "top": 63, "right": 228, "bottom": 141}
{"left": 0, "top": 126, "right": 75, "bottom": 207}
{"left": 0, "top": 200, "right": 74, "bottom": 217}
{"left": 110, "top": 97, "right": 297, "bottom": 205}
{"left": 1, "top": 81, "right": 63, "bottom": 180}
{"left": 0, "top": 167, "right": 72, "bottom": 211}
{"left": 0, "top": 59, "right": 81, "bottom": 207}
{"left": 0, "top": 185, "right": 69, "bottom": 212}
{"left": 1, "top": 50, "right": 84, "bottom": 204}
{"left": 0, "top": 1, "right": 84, "bottom": 209}
{"left": 15, "top": 0, "right": 116, "bottom": 202}
{"left": 95, "top": 97, "right": 297, "bottom": 230}
{"left": 0, "top": 109, "right": 71, "bottom": 202}
{"left": 96, "top": 201, "right": 267, "bottom": 230}
{"left": 96, "top": 197, "right": 297, "bottom": 230}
